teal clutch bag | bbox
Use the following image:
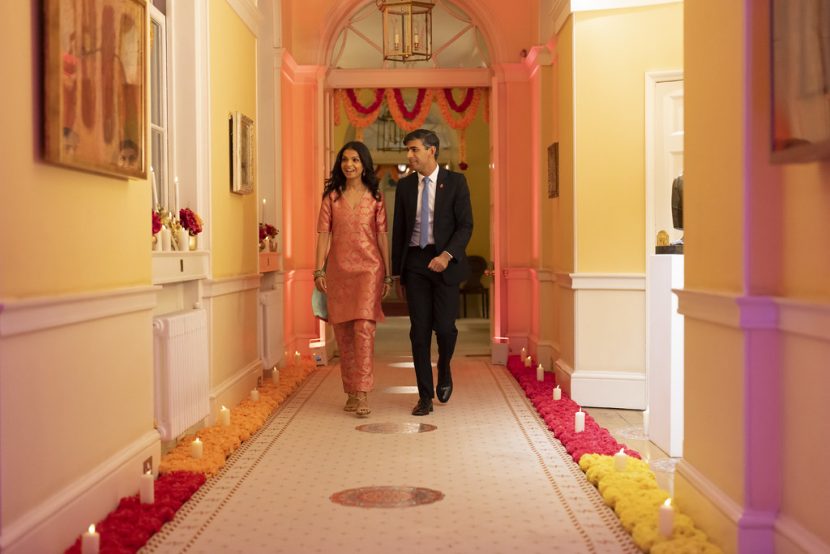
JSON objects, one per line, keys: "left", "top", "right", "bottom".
{"left": 312, "top": 287, "right": 328, "bottom": 321}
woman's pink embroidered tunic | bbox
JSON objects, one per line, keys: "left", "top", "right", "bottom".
{"left": 316, "top": 191, "right": 387, "bottom": 325}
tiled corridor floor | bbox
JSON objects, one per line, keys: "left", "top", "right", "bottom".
{"left": 143, "top": 317, "right": 672, "bottom": 553}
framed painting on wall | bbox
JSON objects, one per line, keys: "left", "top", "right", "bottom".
{"left": 229, "top": 111, "right": 255, "bottom": 195}
{"left": 547, "top": 142, "right": 559, "bottom": 198}
{"left": 771, "top": 0, "right": 830, "bottom": 163}
{"left": 43, "top": 0, "right": 148, "bottom": 179}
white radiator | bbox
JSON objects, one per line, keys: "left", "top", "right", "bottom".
{"left": 260, "top": 290, "right": 283, "bottom": 369}
{"left": 153, "top": 309, "right": 209, "bottom": 441}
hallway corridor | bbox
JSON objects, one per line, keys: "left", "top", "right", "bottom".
{"left": 142, "top": 318, "right": 640, "bottom": 553}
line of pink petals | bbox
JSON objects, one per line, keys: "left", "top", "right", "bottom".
{"left": 506, "top": 355, "right": 641, "bottom": 462}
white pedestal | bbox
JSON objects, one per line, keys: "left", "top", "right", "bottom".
{"left": 646, "top": 254, "right": 684, "bottom": 457}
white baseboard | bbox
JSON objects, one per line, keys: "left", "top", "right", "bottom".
{"left": 570, "top": 370, "right": 646, "bottom": 409}
{"left": 2, "top": 430, "right": 160, "bottom": 554}
{"left": 775, "top": 514, "right": 830, "bottom": 554}
{"left": 210, "top": 359, "right": 262, "bottom": 421}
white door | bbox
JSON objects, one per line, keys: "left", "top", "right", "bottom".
{"left": 646, "top": 76, "right": 684, "bottom": 458}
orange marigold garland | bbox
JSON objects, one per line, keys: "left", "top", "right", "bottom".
{"left": 432, "top": 88, "right": 483, "bottom": 167}
{"left": 385, "top": 88, "right": 434, "bottom": 132}
{"left": 337, "top": 88, "right": 386, "bottom": 141}
{"left": 158, "top": 362, "right": 316, "bottom": 476}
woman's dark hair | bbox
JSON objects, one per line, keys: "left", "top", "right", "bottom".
{"left": 403, "top": 128, "right": 440, "bottom": 159}
{"left": 323, "top": 141, "right": 381, "bottom": 201}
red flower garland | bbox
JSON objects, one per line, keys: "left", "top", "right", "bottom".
{"left": 64, "top": 471, "right": 205, "bottom": 554}
{"left": 345, "top": 88, "right": 385, "bottom": 115}
{"left": 442, "top": 88, "right": 475, "bottom": 113}
{"left": 506, "top": 355, "right": 640, "bottom": 463}
{"left": 393, "top": 88, "right": 428, "bottom": 120}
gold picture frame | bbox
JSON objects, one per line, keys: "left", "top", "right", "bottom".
{"left": 43, "top": 0, "right": 148, "bottom": 179}
{"left": 230, "top": 111, "right": 255, "bottom": 195}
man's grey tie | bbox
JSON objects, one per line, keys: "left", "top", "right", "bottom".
{"left": 419, "top": 176, "right": 430, "bottom": 248}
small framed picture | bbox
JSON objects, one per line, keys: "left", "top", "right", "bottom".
{"left": 43, "top": 0, "right": 148, "bottom": 179}
{"left": 547, "top": 142, "right": 559, "bottom": 198}
{"left": 229, "top": 111, "right": 255, "bottom": 194}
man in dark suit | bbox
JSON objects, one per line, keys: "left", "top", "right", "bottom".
{"left": 391, "top": 129, "right": 473, "bottom": 416}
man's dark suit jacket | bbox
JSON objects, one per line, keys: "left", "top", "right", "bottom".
{"left": 391, "top": 167, "right": 474, "bottom": 286}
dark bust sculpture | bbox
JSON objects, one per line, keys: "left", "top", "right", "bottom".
{"left": 671, "top": 174, "right": 683, "bottom": 231}
{"left": 656, "top": 173, "right": 684, "bottom": 254}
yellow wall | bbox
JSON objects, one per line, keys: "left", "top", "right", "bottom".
{"left": 210, "top": 0, "right": 258, "bottom": 280}
{"left": 0, "top": 4, "right": 151, "bottom": 297}
{"left": 684, "top": 3, "right": 745, "bottom": 292}
{"left": 462, "top": 106, "right": 490, "bottom": 260}
{"left": 0, "top": 0, "right": 154, "bottom": 535}
{"left": 573, "top": 4, "right": 683, "bottom": 273}
{"left": 210, "top": 290, "right": 260, "bottom": 385}
{"left": 574, "top": 4, "right": 683, "bottom": 273}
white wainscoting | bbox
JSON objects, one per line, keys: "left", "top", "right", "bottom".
{"left": 2, "top": 431, "right": 160, "bottom": 554}
{"left": 562, "top": 273, "right": 647, "bottom": 409}
{"left": 0, "top": 286, "right": 158, "bottom": 337}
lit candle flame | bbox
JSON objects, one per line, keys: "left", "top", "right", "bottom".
{"left": 88, "top": 524, "right": 96, "bottom": 534}
{"left": 194, "top": 438, "right": 201, "bottom": 444}
{"left": 664, "top": 498, "right": 672, "bottom": 508}
{"left": 619, "top": 448, "right": 625, "bottom": 455}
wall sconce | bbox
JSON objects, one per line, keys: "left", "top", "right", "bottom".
{"left": 376, "top": 0, "right": 434, "bottom": 62}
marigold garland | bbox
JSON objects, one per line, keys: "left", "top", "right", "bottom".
{"left": 385, "top": 88, "right": 434, "bottom": 132}
{"left": 432, "top": 88, "right": 483, "bottom": 165}
{"left": 63, "top": 360, "right": 317, "bottom": 553}
{"left": 336, "top": 88, "right": 387, "bottom": 141}
{"left": 507, "top": 356, "right": 724, "bottom": 553}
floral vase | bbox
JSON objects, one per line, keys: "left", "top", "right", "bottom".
{"left": 269, "top": 238, "right": 278, "bottom": 252}
{"left": 188, "top": 235, "right": 198, "bottom": 251}
{"left": 152, "top": 233, "right": 162, "bottom": 252}
{"left": 259, "top": 238, "right": 268, "bottom": 252}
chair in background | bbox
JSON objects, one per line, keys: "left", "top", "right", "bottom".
{"left": 459, "top": 255, "right": 489, "bottom": 318}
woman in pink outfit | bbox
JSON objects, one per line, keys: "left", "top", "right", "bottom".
{"left": 314, "top": 142, "right": 392, "bottom": 417}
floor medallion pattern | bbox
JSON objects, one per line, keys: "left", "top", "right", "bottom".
{"left": 355, "top": 422, "right": 437, "bottom": 434}
{"left": 330, "top": 486, "right": 444, "bottom": 508}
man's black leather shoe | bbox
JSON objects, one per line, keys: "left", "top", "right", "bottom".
{"left": 436, "top": 381, "right": 453, "bottom": 403}
{"left": 437, "top": 368, "right": 453, "bottom": 403}
{"left": 411, "top": 399, "right": 434, "bottom": 416}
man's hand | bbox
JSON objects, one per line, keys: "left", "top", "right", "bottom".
{"left": 395, "top": 280, "right": 406, "bottom": 301}
{"left": 428, "top": 251, "right": 452, "bottom": 273}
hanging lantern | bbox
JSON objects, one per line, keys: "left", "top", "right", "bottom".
{"left": 376, "top": 0, "right": 434, "bottom": 62}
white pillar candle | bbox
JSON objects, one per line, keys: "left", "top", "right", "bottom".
{"left": 250, "top": 389, "right": 260, "bottom": 402}
{"left": 219, "top": 405, "right": 230, "bottom": 427}
{"left": 140, "top": 471, "right": 155, "bottom": 504}
{"left": 536, "top": 363, "right": 544, "bottom": 382}
{"left": 520, "top": 346, "right": 527, "bottom": 359}
{"left": 153, "top": 232, "right": 162, "bottom": 252}
{"left": 553, "top": 385, "right": 562, "bottom": 401}
{"left": 174, "top": 177, "right": 180, "bottom": 213}
{"left": 261, "top": 197, "right": 266, "bottom": 221}
{"left": 614, "top": 448, "right": 627, "bottom": 471}
{"left": 81, "top": 524, "right": 100, "bottom": 554}
{"left": 177, "top": 227, "right": 189, "bottom": 252}
{"left": 658, "top": 498, "right": 674, "bottom": 537}
{"left": 574, "top": 409, "right": 585, "bottom": 433}
{"left": 271, "top": 367, "right": 280, "bottom": 385}
{"left": 294, "top": 351, "right": 301, "bottom": 365}
{"left": 151, "top": 166, "right": 158, "bottom": 209}
{"left": 523, "top": 355, "right": 532, "bottom": 368}
{"left": 160, "top": 226, "right": 172, "bottom": 251}
{"left": 190, "top": 437, "right": 203, "bottom": 459}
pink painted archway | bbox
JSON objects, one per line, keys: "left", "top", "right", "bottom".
{"left": 280, "top": 0, "right": 543, "bottom": 362}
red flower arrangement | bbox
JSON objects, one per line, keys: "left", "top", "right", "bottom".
{"left": 152, "top": 211, "right": 162, "bottom": 235}
{"left": 178, "top": 208, "right": 203, "bottom": 236}
{"left": 64, "top": 471, "right": 205, "bottom": 554}
{"left": 259, "top": 223, "right": 278, "bottom": 242}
